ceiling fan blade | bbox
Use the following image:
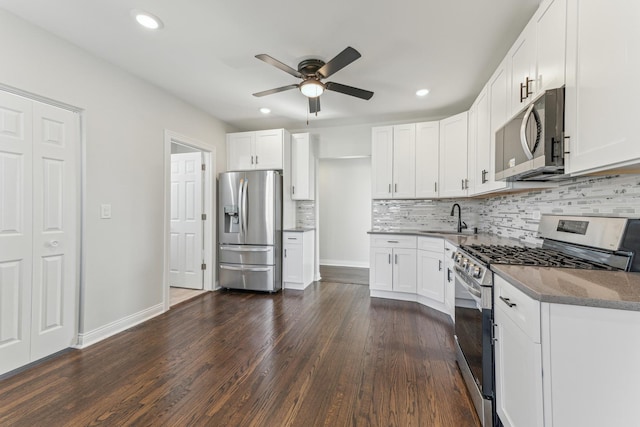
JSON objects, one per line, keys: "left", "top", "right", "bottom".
{"left": 252, "top": 84, "right": 299, "bottom": 97}
{"left": 309, "top": 97, "right": 321, "bottom": 114}
{"left": 317, "top": 47, "right": 361, "bottom": 78}
{"left": 325, "top": 82, "right": 374, "bottom": 100}
{"left": 255, "top": 54, "right": 303, "bottom": 78}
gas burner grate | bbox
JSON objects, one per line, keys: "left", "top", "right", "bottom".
{"left": 460, "top": 244, "right": 615, "bottom": 270}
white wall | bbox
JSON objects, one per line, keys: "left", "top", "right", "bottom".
{"left": 291, "top": 123, "right": 371, "bottom": 159}
{"left": 319, "top": 158, "right": 371, "bottom": 267}
{"left": 0, "top": 10, "right": 231, "bottom": 335}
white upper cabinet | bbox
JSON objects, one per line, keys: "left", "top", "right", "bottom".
{"left": 509, "top": 23, "right": 536, "bottom": 117}
{"left": 565, "top": 0, "right": 640, "bottom": 175}
{"left": 291, "top": 133, "right": 315, "bottom": 200}
{"left": 534, "top": 0, "right": 567, "bottom": 95}
{"left": 415, "top": 121, "right": 440, "bottom": 198}
{"left": 371, "top": 124, "right": 416, "bottom": 199}
{"left": 227, "top": 132, "right": 255, "bottom": 171}
{"left": 508, "top": 0, "right": 567, "bottom": 118}
{"left": 439, "top": 112, "right": 468, "bottom": 198}
{"left": 226, "top": 129, "right": 286, "bottom": 171}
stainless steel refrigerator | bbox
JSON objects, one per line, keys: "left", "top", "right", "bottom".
{"left": 218, "top": 170, "right": 282, "bottom": 292}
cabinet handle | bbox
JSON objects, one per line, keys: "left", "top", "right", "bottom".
{"left": 520, "top": 82, "right": 526, "bottom": 103}
{"left": 525, "top": 77, "right": 534, "bottom": 98}
{"left": 461, "top": 179, "right": 464, "bottom": 190}
{"left": 251, "top": 155, "right": 254, "bottom": 165}
{"left": 388, "top": 254, "right": 391, "bottom": 264}
{"left": 394, "top": 183, "right": 398, "bottom": 193}
{"left": 464, "top": 178, "right": 469, "bottom": 189}
{"left": 447, "top": 268, "right": 452, "bottom": 282}
{"left": 395, "top": 254, "right": 398, "bottom": 264}
{"left": 387, "top": 240, "right": 399, "bottom": 243}
{"left": 292, "top": 185, "right": 295, "bottom": 195}
{"left": 499, "top": 296, "right": 517, "bottom": 308}
{"left": 388, "top": 183, "right": 391, "bottom": 193}
{"left": 481, "top": 169, "right": 488, "bottom": 184}
{"left": 284, "top": 249, "right": 287, "bottom": 257}
{"left": 563, "top": 135, "right": 571, "bottom": 155}
{"left": 438, "top": 260, "right": 442, "bottom": 271}
{"left": 255, "top": 155, "right": 259, "bottom": 164}
{"left": 434, "top": 182, "right": 437, "bottom": 192}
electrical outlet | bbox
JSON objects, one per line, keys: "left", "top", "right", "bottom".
{"left": 533, "top": 211, "right": 541, "bottom": 220}
{"left": 101, "top": 204, "right": 112, "bottom": 219}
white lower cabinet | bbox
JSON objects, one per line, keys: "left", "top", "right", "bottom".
{"left": 443, "top": 241, "right": 456, "bottom": 319}
{"left": 494, "top": 275, "right": 544, "bottom": 427}
{"left": 369, "top": 235, "right": 416, "bottom": 294}
{"left": 370, "top": 235, "right": 455, "bottom": 318}
{"left": 417, "top": 237, "right": 445, "bottom": 307}
{"left": 283, "top": 231, "right": 314, "bottom": 290}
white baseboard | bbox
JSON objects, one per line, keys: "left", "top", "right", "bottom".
{"left": 74, "top": 303, "right": 164, "bottom": 349}
{"left": 320, "top": 259, "right": 369, "bottom": 268}
{"left": 284, "top": 280, "right": 313, "bottom": 290}
{"left": 370, "top": 290, "right": 417, "bottom": 302}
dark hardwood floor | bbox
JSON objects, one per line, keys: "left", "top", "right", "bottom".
{"left": 0, "top": 282, "right": 479, "bottom": 427}
{"left": 320, "top": 265, "right": 369, "bottom": 285}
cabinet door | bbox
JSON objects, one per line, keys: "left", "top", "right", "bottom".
{"left": 534, "top": 0, "right": 566, "bottom": 95}
{"left": 495, "top": 305, "right": 544, "bottom": 427}
{"left": 254, "top": 129, "right": 283, "bottom": 170}
{"left": 565, "top": 0, "right": 640, "bottom": 175}
{"left": 283, "top": 244, "right": 303, "bottom": 283}
{"left": 444, "top": 244, "right": 456, "bottom": 318}
{"left": 291, "top": 133, "right": 313, "bottom": 200}
{"left": 369, "top": 247, "right": 393, "bottom": 291}
{"left": 371, "top": 126, "right": 393, "bottom": 198}
{"left": 438, "top": 112, "right": 468, "bottom": 198}
{"left": 227, "top": 132, "right": 255, "bottom": 171}
{"left": 509, "top": 24, "right": 536, "bottom": 116}
{"left": 392, "top": 124, "right": 416, "bottom": 198}
{"left": 415, "top": 121, "right": 440, "bottom": 198}
{"left": 392, "top": 248, "right": 417, "bottom": 293}
{"left": 467, "top": 101, "right": 477, "bottom": 195}
{"left": 416, "top": 250, "right": 444, "bottom": 302}
{"left": 489, "top": 59, "right": 509, "bottom": 135}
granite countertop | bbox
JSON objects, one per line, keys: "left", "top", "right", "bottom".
{"left": 367, "top": 229, "right": 524, "bottom": 247}
{"left": 283, "top": 228, "right": 315, "bottom": 232}
{"left": 368, "top": 228, "right": 640, "bottom": 312}
{"left": 493, "top": 265, "right": 640, "bottom": 312}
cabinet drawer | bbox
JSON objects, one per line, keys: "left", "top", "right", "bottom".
{"left": 283, "top": 232, "right": 302, "bottom": 244}
{"left": 495, "top": 275, "right": 541, "bottom": 342}
{"left": 418, "top": 236, "right": 444, "bottom": 252}
{"left": 370, "top": 235, "right": 417, "bottom": 249}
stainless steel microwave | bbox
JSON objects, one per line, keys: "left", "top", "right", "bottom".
{"left": 495, "top": 87, "right": 565, "bottom": 181}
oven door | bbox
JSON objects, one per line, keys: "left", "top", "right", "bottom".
{"left": 454, "top": 270, "right": 494, "bottom": 399}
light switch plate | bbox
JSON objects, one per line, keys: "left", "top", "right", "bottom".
{"left": 101, "top": 204, "right": 112, "bottom": 219}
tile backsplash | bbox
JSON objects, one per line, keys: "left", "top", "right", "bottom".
{"left": 296, "top": 200, "right": 316, "bottom": 229}
{"left": 371, "top": 174, "right": 640, "bottom": 245}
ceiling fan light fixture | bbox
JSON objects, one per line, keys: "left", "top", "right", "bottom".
{"left": 300, "top": 80, "right": 325, "bottom": 98}
{"left": 132, "top": 10, "right": 164, "bottom": 30}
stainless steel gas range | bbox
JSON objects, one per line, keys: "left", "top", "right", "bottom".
{"left": 453, "top": 215, "right": 640, "bottom": 427}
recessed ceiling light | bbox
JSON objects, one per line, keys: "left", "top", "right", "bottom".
{"left": 260, "top": 108, "right": 271, "bottom": 114}
{"left": 416, "top": 89, "right": 430, "bottom": 97}
{"left": 132, "top": 10, "right": 163, "bottom": 30}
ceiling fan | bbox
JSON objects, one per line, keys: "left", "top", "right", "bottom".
{"left": 252, "top": 46, "right": 374, "bottom": 114}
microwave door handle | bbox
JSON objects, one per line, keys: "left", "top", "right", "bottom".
{"left": 519, "top": 103, "right": 543, "bottom": 161}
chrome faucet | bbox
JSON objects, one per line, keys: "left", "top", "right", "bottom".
{"left": 450, "top": 203, "right": 468, "bottom": 233}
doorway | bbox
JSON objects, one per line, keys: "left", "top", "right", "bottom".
{"left": 164, "top": 131, "right": 215, "bottom": 310}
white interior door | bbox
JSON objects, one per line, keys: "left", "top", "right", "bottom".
{"left": 30, "top": 101, "right": 78, "bottom": 361}
{"left": 0, "top": 91, "right": 78, "bottom": 376}
{"left": 169, "top": 152, "right": 203, "bottom": 289}
{"left": 0, "top": 91, "right": 34, "bottom": 375}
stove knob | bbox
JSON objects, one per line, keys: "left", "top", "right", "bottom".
{"left": 462, "top": 258, "right": 469, "bottom": 268}
{"left": 473, "top": 266, "right": 482, "bottom": 278}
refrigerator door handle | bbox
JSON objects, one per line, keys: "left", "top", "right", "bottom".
{"left": 220, "top": 265, "right": 270, "bottom": 272}
{"left": 220, "top": 246, "right": 271, "bottom": 252}
{"left": 242, "top": 179, "right": 248, "bottom": 235}
{"left": 238, "top": 178, "right": 244, "bottom": 235}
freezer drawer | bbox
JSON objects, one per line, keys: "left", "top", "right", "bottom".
{"left": 219, "top": 263, "right": 281, "bottom": 292}
{"left": 219, "top": 245, "right": 275, "bottom": 265}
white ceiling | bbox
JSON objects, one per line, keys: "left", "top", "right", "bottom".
{"left": 0, "top": 0, "right": 540, "bottom": 131}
